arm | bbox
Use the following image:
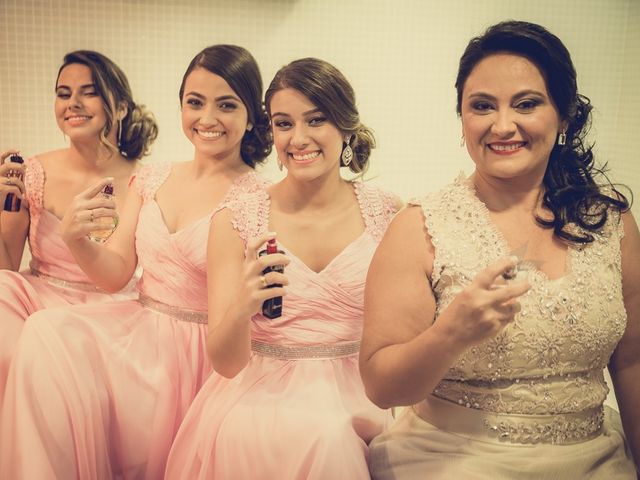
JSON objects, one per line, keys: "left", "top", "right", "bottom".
{"left": 609, "top": 211, "right": 640, "bottom": 470}
{"left": 61, "top": 177, "right": 141, "bottom": 292}
{"left": 360, "top": 206, "right": 529, "bottom": 408}
{"left": 205, "top": 211, "right": 288, "bottom": 378}
{"left": 0, "top": 150, "right": 29, "bottom": 270}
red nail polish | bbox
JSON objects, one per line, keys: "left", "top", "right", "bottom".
{"left": 3, "top": 154, "right": 24, "bottom": 212}
{"left": 258, "top": 238, "right": 284, "bottom": 319}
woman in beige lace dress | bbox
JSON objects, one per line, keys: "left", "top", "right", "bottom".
{"left": 361, "top": 20, "right": 639, "bottom": 479}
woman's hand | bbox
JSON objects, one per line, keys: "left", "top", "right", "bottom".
{"left": 60, "top": 177, "right": 117, "bottom": 244}
{"left": 0, "top": 150, "right": 26, "bottom": 211}
{"left": 439, "top": 257, "right": 531, "bottom": 348}
{"left": 234, "top": 233, "right": 289, "bottom": 319}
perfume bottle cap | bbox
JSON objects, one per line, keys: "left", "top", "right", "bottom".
{"left": 266, "top": 238, "right": 278, "bottom": 254}
{"left": 102, "top": 184, "right": 114, "bottom": 195}
{"left": 9, "top": 154, "right": 24, "bottom": 164}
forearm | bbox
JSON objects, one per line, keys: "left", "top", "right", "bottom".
{"left": 363, "top": 320, "right": 467, "bottom": 408}
{"left": 206, "top": 310, "right": 253, "bottom": 378}
{"left": 66, "top": 237, "right": 135, "bottom": 292}
{"left": 610, "top": 362, "right": 640, "bottom": 470}
{"left": 0, "top": 236, "right": 13, "bottom": 270}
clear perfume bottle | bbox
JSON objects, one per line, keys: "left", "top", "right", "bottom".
{"left": 87, "top": 184, "right": 117, "bottom": 243}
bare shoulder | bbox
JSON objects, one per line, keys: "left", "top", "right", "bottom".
{"left": 34, "top": 148, "right": 66, "bottom": 166}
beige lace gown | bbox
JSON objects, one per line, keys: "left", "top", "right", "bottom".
{"left": 369, "top": 175, "right": 637, "bottom": 479}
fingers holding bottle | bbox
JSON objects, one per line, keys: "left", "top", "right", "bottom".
{"left": 240, "top": 233, "right": 289, "bottom": 318}
{"left": 439, "top": 256, "right": 531, "bottom": 348}
{"left": 0, "top": 151, "right": 26, "bottom": 212}
{"left": 60, "top": 177, "right": 117, "bottom": 244}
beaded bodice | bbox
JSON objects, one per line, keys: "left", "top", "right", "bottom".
{"left": 413, "top": 175, "right": 626, "bottom": 415}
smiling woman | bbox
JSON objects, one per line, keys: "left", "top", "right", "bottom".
{"left": 361, "top": 20, "right": 639, "bottom": 479}
{"left": 0, "top": 50, "right": 158, "bottom": 410}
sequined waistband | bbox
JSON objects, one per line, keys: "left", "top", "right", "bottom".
{"left": 138, "top": 294, "right": 208, "bottom": 324}
{"left": 413, "top": 394, "right": 604, "bottom": 445}
{"left": 251, "top": 339, "right": 360, "bottom": 360}
{"left": 31, "top": 268, "right": 105, "bottom": 293}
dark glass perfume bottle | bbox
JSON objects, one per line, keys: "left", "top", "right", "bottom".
{"left": 87, "top": 184, "right": 117, "bottom": 243}
{"left": 3, "top": 154, "right": 24, "bottom": 212}
{"left": 258, "top": 238, "right": 285, "bottom": 319}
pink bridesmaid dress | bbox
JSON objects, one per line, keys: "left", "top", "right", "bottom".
{"left": 0, "top": 157, "right": 136, "bottom": 403}
{"left": 0, "top": 162, "right": 266, "bottom": 480}
{"left": 164, "top": 182, "right": 399, "bottom": 480}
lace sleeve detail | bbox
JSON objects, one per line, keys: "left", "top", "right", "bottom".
{"left": 133, "top": 162, "right": 171, "bottom": 202}
{"left": 24, "top": 157, "right": 44, "bottom": 213}
{"left": 217, "top": 171, "right": 270, "bottom": 245}
{"left": 353, "top": 181, "right": 400, "bottom": 242}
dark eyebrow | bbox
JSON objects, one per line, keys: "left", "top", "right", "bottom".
{"left": 271, "top": 107, "right": 322, "bottom": 118}
{"left": 468, "top": 89, "right": 547, "bottom": 102}
{"left": 183, "top": 92, "right": 242, "bottom": 103}
{"left": 55, "top": 83, "right": 95, "bottom": 91}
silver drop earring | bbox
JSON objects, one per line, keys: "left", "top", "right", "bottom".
{"left": 557, "top": 131, "right": 567, "bottom": 146}
{"left": 341, "top": 138, "right": 353, "bottom": 167}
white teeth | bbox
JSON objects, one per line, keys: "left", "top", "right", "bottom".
{"left": 490, "top": 142, "right": 524, "bottom": 151}
{"left": 197, "top": 130, "right": 223, "bottom": 138}
{"left": 67, "top": 116, "right": 91, "bottom": 121}
{"left": 291, "top": 151, "right": 320, "bottom": 161}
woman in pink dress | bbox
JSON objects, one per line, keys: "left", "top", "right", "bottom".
{"left": 0, "top": 50, "right": 158, "bottom": 403}
{"left": 165, "top": 58, "right": 401, "bottom": 480}
{"left": 0, "top": 44, "right": 271, "bottom": 479}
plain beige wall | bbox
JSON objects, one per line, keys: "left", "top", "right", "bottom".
{"left": 1, "top": 0, "right": 638, "bottom": 409}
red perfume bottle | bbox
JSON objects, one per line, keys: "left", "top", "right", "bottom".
{"left": 3, "top": 154, "right": 24, "bottom": 212}
{"left": 258, "top": 238, "right": 285, "bottom": 319}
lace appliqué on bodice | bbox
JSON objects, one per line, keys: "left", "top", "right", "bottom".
{"left": 353, "top": 181, "right": 398, "bottom": 242}
{"left": 411, "top": 175, "right": 626, "bottom": 416}
{"left": 24, "top": 157, "right": 45, "bottom": 247}
{"left": 226, "top": 180, "right": 398, "bottom": 245}
{"left": 134, "top": 162, "right": 172, "bottom": 201}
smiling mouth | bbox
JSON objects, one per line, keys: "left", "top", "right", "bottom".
{"left": 65, "top": 115, "right": 92, "bottom": 123}
{"left": 290, "top": 151, "right": 320, "bottom": 162}
{"left": 488, "top": 142, "right": 526, "bottom": 153}
{"left": 195, "top": 129, "right": 224, "bottom": 139}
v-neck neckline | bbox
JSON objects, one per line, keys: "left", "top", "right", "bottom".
{"left": 265, "top": 181, "right": 369, "bottom": 275}
{"left": 458, "top": 175, "right": 573, "bottom": 284}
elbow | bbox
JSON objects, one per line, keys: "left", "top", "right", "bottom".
{"left": 360, "top": 364, "right": 396, "bottom": 410}
{"left": 211, "top": 360, "right": 246, "bottom": 379}
{"left": 363, "top": 382, "right": 396, "bottom": 410}
{"left": 207, "top": 342, "right": 249, "bottom": 379}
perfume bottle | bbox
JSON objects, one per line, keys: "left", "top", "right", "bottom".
{"left": 258, "top": 238, "right": 285, "bottom": 319}
{"left": 87, "top": 184, "right": 117, "bottom": 243}
{"left": 3, "top": 154, "right": 24, "bottom": 212}
{"left": 502, "top": 260, "right": 532, "bottom": 283}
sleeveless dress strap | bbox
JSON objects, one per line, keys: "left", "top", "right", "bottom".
{"left": 134, "top": 162, "right": 172, "bottom": 202}
{"left": 24, "top": 157, "right": 45, "bottom": 247}
{"left": 223, "top": 177, "right": 270, "bottom": 245}
{"left": 353, "top": 180, "right": 399, "bottom": 242}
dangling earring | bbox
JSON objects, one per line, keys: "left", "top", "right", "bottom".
{"left": 117, "top": 118, "right": 123, "bottom": 148}
{"left": 277, "top": 157, "right": 283, "bottom": 171}
{"left": 557, "top": 131, "right": 567, "bottom": 146}
{"left": 460, "top": 135, "right": 466, "bottom": 147}
{"left": 341, "top": 137, "right": 353, "bottom": 167}
{"left": 246, "top": 123, "right": 253, "bottom": 132}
